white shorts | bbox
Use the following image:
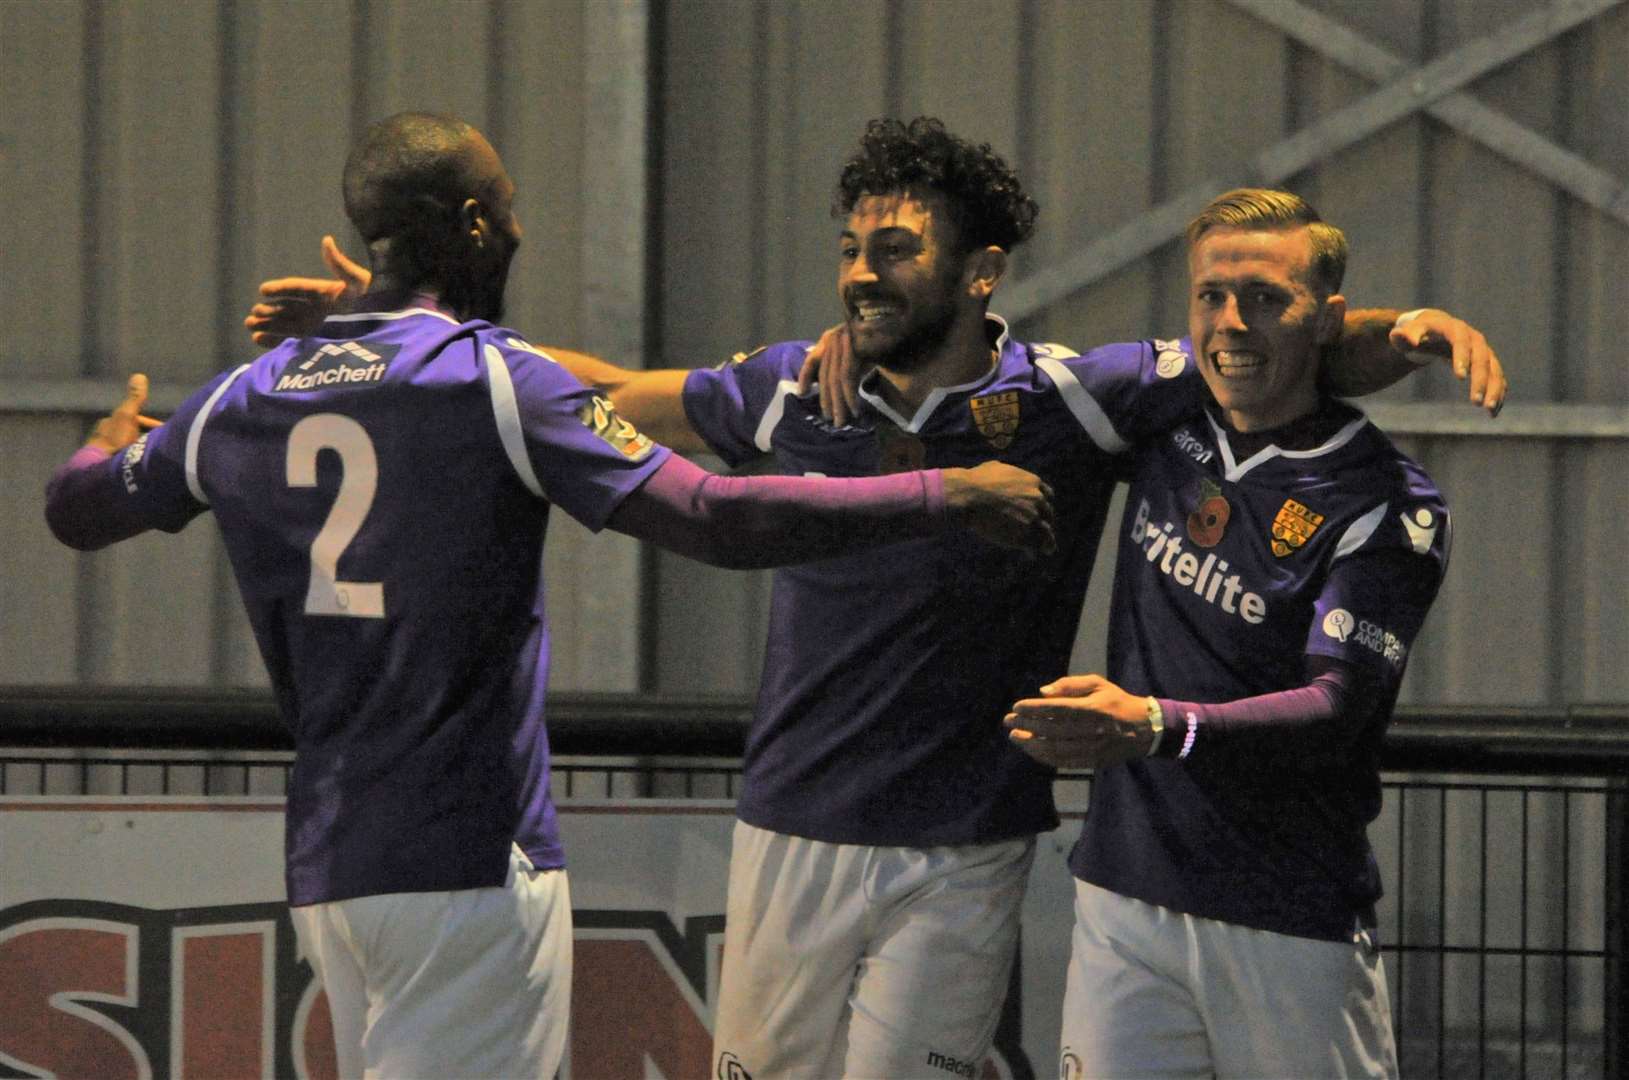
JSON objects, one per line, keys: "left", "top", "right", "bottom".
{"left": 290, "top": 845, "right": 572, "bottom": 1079}
{"left": 1059, "top": 879, "right": 1397, "bottom": 1079}
{"left": 712, "top": 820, "right": 1035, "bottom": 1079}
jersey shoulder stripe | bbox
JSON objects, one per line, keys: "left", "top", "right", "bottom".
{"left": 754, "top": 377, "right": 803, "bottom": 452}
{"left": 1034, "top": 355, "right": 1128, "bottom": 453}
{"left": 483, "top": 343, "right": 546, "bottom": 498}
{"left": 184, "top": 364, "right": 252, "bottom": 504}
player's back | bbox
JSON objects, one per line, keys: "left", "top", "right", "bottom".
{"left": 192, "top": 306, "right": 558, "bottom": 906}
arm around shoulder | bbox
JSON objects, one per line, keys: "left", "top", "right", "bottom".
{"left": 1328, "top": 307, "right": 1507, "bottom": 415}
{"left": 542, "top": 346, "right": 707, "bottom": 453}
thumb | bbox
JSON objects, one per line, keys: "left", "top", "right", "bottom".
{"left": 1040, "top": 673, "right": 1104, "bottom": 698}
{"left": 119, "top": 373, "right": 150, "bottom": 416}
{"left": 322, "top": 235, "right": 370, "bottom": 291}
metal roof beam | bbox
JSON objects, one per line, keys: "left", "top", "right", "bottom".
{"left": 1001, "top": 0, "right": 1623, "bottom": 321}
{"left": 1227, "top": 0, "right": 1629, "bottom": 228}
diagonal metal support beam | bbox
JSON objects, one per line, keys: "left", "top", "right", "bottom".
{"left": 1002, "top": 0, "right": 1623, "bottom": 322}
{"left": 1227, "top": 0, "right": 1629, "bottom": 228}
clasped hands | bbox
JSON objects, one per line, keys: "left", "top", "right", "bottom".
{"left": 1004, "top": 674, "right": 1156, "bottom": 770}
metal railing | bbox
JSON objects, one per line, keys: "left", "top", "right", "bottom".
{"left": 3, "top": 688, "right": 1625, "bottom": 1079}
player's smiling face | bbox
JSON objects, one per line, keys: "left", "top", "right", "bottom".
{"left": 1188, "top": 225, "right": 1345, "bottom": 432}
{"left": 838, "top": 191, "right": 966, "bottom": 373}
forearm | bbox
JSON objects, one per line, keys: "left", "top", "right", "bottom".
{"left": 45, "top": 447, "right": 149, "bottom": 550}
{"left": 608, "top": 454, "right": 946, "bottom": 569}
{"left": 545, "top": 347, "right": 707, "bottom": 452}
{"left": 1326, "top": 308, "right": 1414, "bottom": 397}
{"left": 1151, "top": 658, "right": 1383, "bottom": 762}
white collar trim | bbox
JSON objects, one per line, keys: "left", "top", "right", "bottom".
{"left": 1210, "top": 408, "right": 1369, "bottom": 482}
{"left": 324, "top": 306, "right": 461, "bottom": 327}
{"left": 855, "top": 314, "right": 1010, "bottom": 433}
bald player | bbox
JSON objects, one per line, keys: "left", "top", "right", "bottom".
{"left": 44, "top": 111, "right": 1054, "bottom": 1079}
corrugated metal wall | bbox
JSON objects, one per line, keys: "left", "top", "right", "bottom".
{"left": 3, "top": 0, "right": 1625, "bottom": 706}
{"left": 1, "top": 0, "right": 646, "bottom": 691}
{"left": 653, "top": 0, "right": 1629, "bottom": 705}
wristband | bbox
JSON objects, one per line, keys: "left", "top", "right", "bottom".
{"left": 1145, "top": 696, "right": 1164, "bottom": 757}
{"left": 1177, "top": 710, "right": 1198, "bottom": 759}
{"left": 1393, "top": 309, "right": 1436, "bottom": 366}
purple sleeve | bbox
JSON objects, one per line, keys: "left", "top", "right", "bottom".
{"left": 606, "top": 453, "right": 947, "bottom": 569}
{"left": 1153, "top": 655, "right": 1384, "bottom": 763}
{"left": 1307, "top": 499, "right": 1450, "bottom": 677}
{"left": 492, "top": 336, "right": 673, "bottom": 529}
{"left": 45, "top": 446, "right": 129, "bottom": 550}
{"left": 43, "top": 372, "right": 230, "bottom": 550}
{"left": 680, "top": 343, "right": 810, "bottom": 466}
{"left": 1043, "top": 338, "right": 1209, "bottom": 450}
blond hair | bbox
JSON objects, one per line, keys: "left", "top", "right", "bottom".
{"left": 1185, "top": 188, "right": 1347, "bottom": 296}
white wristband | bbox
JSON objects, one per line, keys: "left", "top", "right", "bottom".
{"left": 1393, "top": 309, "right": 1436, "bottom": 366}
{"left": 1145, "top": 696, "right": 1164, "bottom": 757}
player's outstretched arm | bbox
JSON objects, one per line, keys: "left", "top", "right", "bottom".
{"left": 1330, "top": 307, "right": 1506, "bottom": 415}
{"left": 45, "top": 374, "right": 165, "bottom": 550}
{"left": 606, "top": 455, "right": 1054, "bottom": 569}
{"left": 537, "top": 347, "right": 708, "bottom": 453}
{"left": 246, "top": 237, "right": 713, "bottom": 452}
{"left": 1005, "top": 658, "right": 1382, "bottom": 771}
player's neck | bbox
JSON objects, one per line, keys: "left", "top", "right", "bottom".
{"left": 358, "top": 280, "right": 443, "bottom": 314}
{"left": 363, "top": 240, "right": 468, "bottom": 320}
{"left": 872, "top": 320, "right": 996, "bottom": 414}
{"left": 1214, "top": 396, "right": 1344, "bottom": 455}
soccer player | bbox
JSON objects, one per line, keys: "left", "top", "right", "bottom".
{"left": 1006, "top": 189, "right": 1451, "bottom": 1077}
{"left": 247, "top": 119, "right": 1503, "bottom": 1077}
{"left": 42, "top": 112, "right": 1057, "bottom": 1080}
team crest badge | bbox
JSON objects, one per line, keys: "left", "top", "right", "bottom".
{"left": 1272, "top": 497, "right": 1325, "bottom": 557}
{"left": 1185, "top": 477, "right": 1230, "bottom": 548}
{"left": 969, "top": 391, "right": 1020, "bottom": 449}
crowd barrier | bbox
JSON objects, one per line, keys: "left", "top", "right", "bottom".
{"left": 3, "top": 688, "right": 1624, "bottom": 1079}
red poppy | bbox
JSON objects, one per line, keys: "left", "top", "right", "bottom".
{"left": 1187, "top": 495, "right": 1230, "bottom": 547}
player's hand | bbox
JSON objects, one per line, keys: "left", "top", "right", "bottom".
{"left": 1389, "top": 309, "right": 1506, "bottom": 416}
{"left": 796, "top": 323, "right": 868, "bottom": 427}
{"left": 244, "top": 235, "right": 372, "bottom": 347}
{"left": 1004, "top": 674, "right": 1152, "bottom": 769}
{"left": 87, "top": 373, "right": 162, "bottom": 453}
{"left": 941, "top": 461, "right": 1055, "bottom": 554}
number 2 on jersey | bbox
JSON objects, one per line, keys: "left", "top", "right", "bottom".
{"left": 286, "top": 414, "right": 385, "bottom": 618}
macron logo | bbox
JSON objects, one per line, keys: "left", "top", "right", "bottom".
{"left": 274, "top": 342, "right": 395, "bottom": 392}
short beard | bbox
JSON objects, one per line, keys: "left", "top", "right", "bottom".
{"left": 866, "top": 302, "right": 958, "bottom": 373}
{"left": 853, "top": 275, "right": 962, "bottom": 374}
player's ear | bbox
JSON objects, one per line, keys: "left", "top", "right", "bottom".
{"left": 459, "top": 197, "right": 485, "bottom": 249}
{"left": 964, "top": 246, "right": 1007, "bottom": 301}
{"left": 1316, "top": 293, "right": 1347, "bottom": 345}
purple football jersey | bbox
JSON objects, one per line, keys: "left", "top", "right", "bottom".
{"left": 682, "top": 319, "right": 1207, "bottom": 846}
{"left": 94, "top": 303, "right": 670, "bottom": 905}
{"left": 1071, "top": 370, "right": 1451, "bottom": 941}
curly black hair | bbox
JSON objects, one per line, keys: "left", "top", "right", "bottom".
{"left": 834, "top": 116, "right": 1038, "bottom": 253}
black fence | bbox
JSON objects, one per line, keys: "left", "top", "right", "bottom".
{"left": 3, "top": 687, "right": 1625, "bottom": 1079}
